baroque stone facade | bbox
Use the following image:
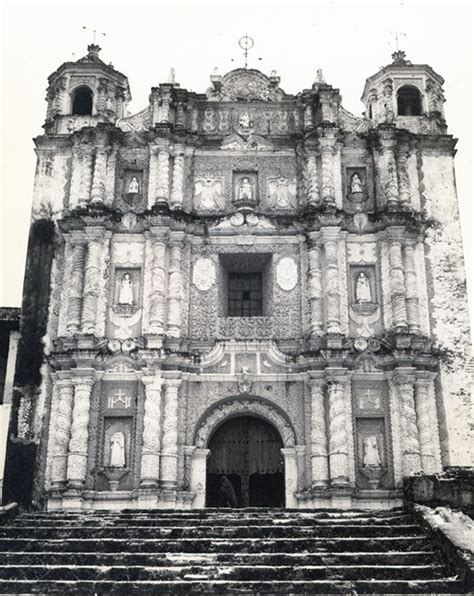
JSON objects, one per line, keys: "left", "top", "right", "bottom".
{"left": 7, "top": 46, "right": 472, "bottom": 511}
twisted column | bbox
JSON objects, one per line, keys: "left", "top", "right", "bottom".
{"left": 306, "top": 153, "right": 320, "bottom": 207}
{"left": 397, "top": 143, "right": 411, "bottom": 208}
{"left": 403, "top": 242, "right": 420, "bottom": 333}
{"left": 160, "top": 379, "right": 182, "bottom": 489}
{"left": 140, "top": 375, "right": 163, "bottom": 488}
{"left": 327, "top": 378, "right": 349, "bottom": 486}
{"left": 170, "top": 150, "right": 185, "bottom": 210}
{"left": 296, "top": 445, "right": 307, "bottom": 492}
{"left": 69, "top": 144, "right": 82, "bottom": 209}
{"left": 415, "top": 376, "right": 439, "bottom": 474}
{"left": 78, "top": 149, "right": 93, "bottom": 207}
{"left": 308, "top": 241, "right": 323, "bottom": 335}
{"left": 303, "top": 102, "right": 314, "bottom": 131}
{"left": 381, "top": 137, "right": 399, "bottom": 209}
{"left": 320, "top": 141, "right": 336, "bottom": 207}
{"left": 310, "top": 381, "right": 329, "bottom": 488}
{"left": 66, "top": 240, "right": 86, "bottom": 335}
{"left": 90, "top": 147, "right": 108, "bottom": 204}
{"left": 66, "top": 376, "right": 94, "bottom": 489}
{"left": 148, "top": 236, "right": 168, "bottom": 335}
{"left": 394, "top": 372, "right": 422, "bottom": 476}
{"left": 50, "top": 378, "right": 74, "bottom": 488}
{"left": 81, "top": 231, "right": 104, "bottom": 334}
{"left": 167, "top": 242, "right": 183, "bottom": 338}
{"left": 388, "top": 230, "right": 408, "bottom": 330}
{"left": 156, "top": 149, "right": 170, "bottom": 203}
{"left": 147, "top": 145, "right": 159, "bottom": 209}
{"left": 321, "top": 227, "right": 341, "bottom": 334}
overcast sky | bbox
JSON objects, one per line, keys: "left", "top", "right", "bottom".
{"left": 0, "top": 0, "right": 472, "bottom": 330}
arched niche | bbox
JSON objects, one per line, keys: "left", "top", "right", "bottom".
{"left": 71, "top": 85, "right": 93, "bottom": 116}
{"left": 397, "top": 85, "right": 422, "bottom": 116}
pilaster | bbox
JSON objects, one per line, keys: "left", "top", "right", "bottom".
{"left": 387, "top": 228, "right": 408, "bottom": 330}
{"left": 380, "top": 133, "right": 399, "bottom": 210}
{"left": 397, "top": 142, "right": 411, "bottom": 208}
{"left": 319, "top": 130, "right": 336, "bottom": 208}
{"left": 403, "top": 241, "right": 420, "bottom": 333}
{"left": 156, "top": 145, "right": 170, "bottom": 204}
{"left": 167, "top": 236, "right": 184, "bottom": 339}
{"left": 393, "top": 370, "right": 422, "bottom": 476}
{"left": 415, "top": 374, "right": 442, "bottom": 474}
{"left": 78, "top": 147, "right": 93, "bottom": 207}
{"left": 50, "top": 377, "right": 74, "bottom": 488}
{"left": 65, "top": 234, "right": 87, "bottom": 335}
{"left": 306, "top": 153, "right": 320, "bottom": 207}
{"left": 326, "top": 371, "right": 350, "bottom": 487}
{"left": 81, "top": 227, "right": 106, "bottom": 335}
{"left": 307, "top": 236, "right": 323, "bottom": 335}
{"left": 145, "top": 228, "right": 169, "bottom": 337}
{"left": 147, "top": 145, "right": 159, "bottom": 209}
{"left": 90, "top": 147, "right": 108, "bottom": 205}
{"left": 321, "top": 227, "right": 342, "bottom": 334}
{"left": 170, "top": 146, "right": 185, "bottom": 210}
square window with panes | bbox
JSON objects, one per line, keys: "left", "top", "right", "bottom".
{"left": 227, "top": 272, "right": 263, "bottom": 317}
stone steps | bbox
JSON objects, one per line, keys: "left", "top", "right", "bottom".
{"left": 0, "top": 508, "right": 468, "bottom": 593}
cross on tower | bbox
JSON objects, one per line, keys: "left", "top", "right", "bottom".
{"left": 230, "top": 35, "right": 262, "bottom": 69}
{"left": 389, "top": 31, "right": 406, "bottom": 52}
{"left": 82, "top": 26, "right": 106, "bottom": 44}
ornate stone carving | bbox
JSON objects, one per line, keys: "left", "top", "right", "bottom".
{"left": 194, "top": 177, "right": 225, "bottom": 210}
{"left": 156, "top": 149, "right": 170, "bottom": 202}
{"left": 397, "top": 144, "right": 411, "bottom": 207}
{"left": 221, "top": 133, "right": 273, "bottom": 151}
{"left": 276, "top": 257, "right": 298, "bottom": 291}
{"left": 82, "top": 236, "right": 104, "bottom": 334}
{"left": 79, "top": 149, "right": 93, "bottom": 206}
{"left": 192, "top": 257, "right": 216, "bottom": 292}
{"left": 195, "top": 398, "right": 296, "bottom": 448}
{"left": 347, "top": 243, "right": 377, "bottom": 264}
{"left": 321, "top": 228, "right": 342, "bottom": 334}
{"left": 161, "top": 379, "right": 181, "bottom": 488}
{"left": 148, "top": 239, "right": 167, "bottom": 335}
{"left": 267, "top": 176, "right": 297, "bottom": 209}
{"left": 306, "top": 154, "right": 320, "bottom": 207}
{"left": 218, "top": 316, "right": 272, "bottom": 339}
{"left": 90, "top": 148, "right": 108, "bottom": 204}
{"left": 207, "top": 68, "right": 286, "bottom": 102}
{"left": 327, "top": 380, "right": 350, "bottom": 486}
{"left": 51, "top": 379, "right": 74, "bottom": 487}
{"left": 381, "top": 138, "right": 398, "bottom": 208}
{"left": 319, "top": 135, "right": 336, "bottom": 206}
{"left": 171, "top": 150, "right": 185, "bottom": 209}
{"left": 140, "top": 375, "right": 163, "bottom": 487}
{"left": 67, "top": 378, "right": 94, "bottom": 489}
{"left": 112, "top": 242, "right": 144, "bottom": 265}
{"left": 310, "top": 382, "right": 329, "bottom": 488}
{"left": 415, "top": 378, "right": 440, "bottom": 474}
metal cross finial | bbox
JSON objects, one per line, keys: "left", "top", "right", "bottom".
{"left": 239, "top": 34, "right": 254, "bottom": 69}
{"left": 82, "top": 26, "right": 106, "bottom": 44}
{"left": 389, "top": 31, "right": 406, "bottom": 52}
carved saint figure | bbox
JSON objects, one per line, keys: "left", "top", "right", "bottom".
{"left": 239, "top": 111, "right": 251, "bottom": 128}
{"left": 350, "top": 173, "right": 363, "bottom": 193}
{"left": 362, "top": 435, "right": 381, "bottom": 467}
{"left": 109, "top": 431, "right": 126, "bottom": 468}
{"left": 238, "top": 177, "right": 253, "bottom": 201}
{"left": 128, "top": 176, "right": 140, "bottom": 194}
{"left": 355, "top": 272, "right": 372, "bottom": 303}
{"left": 118, "top": 273, "right": 134, "bottom": 305}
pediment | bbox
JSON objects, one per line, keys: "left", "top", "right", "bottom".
{"left": 207, "top": 68, "right": 287, "bottom": 102}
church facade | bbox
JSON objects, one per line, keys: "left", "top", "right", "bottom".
{"left": 8, "top": 45, "right": 472, "bottom": 511}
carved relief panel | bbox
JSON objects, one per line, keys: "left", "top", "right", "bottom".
{"left": 95, "top": 381, "right": 138, "bottom": 492}
{"left": 352, "top": 381, "right": 394, "bottom": 489}
{"left": 194, "top": 177, "right": 226, "bottom": 211}
{"left": 233, "top": 171, "right": 258, "bottom": 208}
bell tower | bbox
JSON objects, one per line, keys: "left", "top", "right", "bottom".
{"left": 361, "top": 51, "right": 446, "bottom": 135}
{"left": 44, "top": 44, "right": 131, "bottom": 135}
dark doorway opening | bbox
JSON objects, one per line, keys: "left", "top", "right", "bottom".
{"left": 206, "top": 415, "right": 285, "bottom": 508}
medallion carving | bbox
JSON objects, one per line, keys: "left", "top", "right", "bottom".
{"left": 192, "top": 257, "right": 216, "bottom": 292}
{"left": 112, "top": 242, "right": 145, "bottom": 265}
{"left": 347, "top": 243, "right": 377, "bottom": 264}
{"left": 276, "top": 257, "right": 298, "bottom": 291}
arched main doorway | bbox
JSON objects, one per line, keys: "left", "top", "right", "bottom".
{"left": 206, "top": 416, "right": 285, "bottom": 508}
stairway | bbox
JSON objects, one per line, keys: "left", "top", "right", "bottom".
{"left": 0, "top": 508, "right": 468, "bottom": 594}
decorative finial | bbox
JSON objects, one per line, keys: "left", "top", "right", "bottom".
{"left": 87, "top": 44, "right": 102, "bottom": 60}
{"left": 389, "top": 31, "right": 406, "bottom": 52}
{"left": 391, "top": 50, "right": 412, "bottom": 66}
{"left": 239, "top": 34, "right": 254, "bottom": 69}
{"left": 316, "top": 68, "right": 325, "bottom": 84}
{"left": 168, "top": 68, "right": 176, "bottom": 84}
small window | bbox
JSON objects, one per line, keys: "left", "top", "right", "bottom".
{"left": 397, "top": 85, "right": 422, "bottom": 116}
{"left": 228, "top": 273, "right": 263, "bottom": 317}
{"left": 72, "top": 86, "right": 93, "bottom": 116}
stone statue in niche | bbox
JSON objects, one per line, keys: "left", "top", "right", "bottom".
{"left": 109, "top": 431, "right": 126, "bottom": 467}
{"left": 118, "top": 273, "right": 134, "bottom": 305}
{"left": 239, "top": 177, "right": 253, "bottom": 201}
{"left": 355, "top": 272, "right": 372, "bottom": 303}
{"left": 239, "top": 111, "right": 251, "bottom": 129}
{"left": 128, "top": 176, "right": 140, "bottom": 194}
{"left": 350, "top": 173, "right": 363, "bottom": 193}
{"left": 194, "top": 178, "right": 225, "bottom": 210}
{"left": 362, "top": 435, "right": 381, "bottom": 467}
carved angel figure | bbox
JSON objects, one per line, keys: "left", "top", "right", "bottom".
{"left": 118, "top": 273, "right": 134, "bottom": 305}
{"left": 128, "top": 176, "right": 140, "bottom": 194}
{"left": 362, "top": 435, "right": 381, "bottom": 467}
{"left": 194, "top": 178, "right": 225, "bottom": 210}
{"left": 355, "top": 272, "right": 372, "bottom": 303}
{"left": 109, "top": 431, "right": 126, "bottom": 468}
